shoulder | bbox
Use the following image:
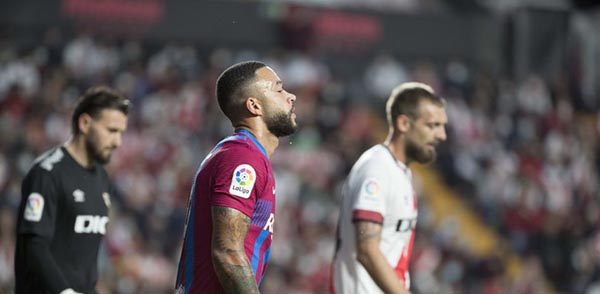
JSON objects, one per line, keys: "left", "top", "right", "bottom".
{"left": 220, "top": 137, "right": 254, "bottom": 153}
{"left": 352, "top": 145, "right": 393, "bottom": 176}
{"left": 21, "top": 148, "right": 65, "bottom": 194}
{"left": 29, "top": 147, "right": 67, "bottom": 176}
{"left": 217, "top": 138, "right": 269, "bottom": 167}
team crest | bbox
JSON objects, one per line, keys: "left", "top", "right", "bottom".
{"left": 102, "top": 192, "right": 111, "bottom": 207}
{"left": 24, "top": 193, "right": 44, "bottom": 222}
{"left": 229, "top": 164, "right": 256, "bottom": 198}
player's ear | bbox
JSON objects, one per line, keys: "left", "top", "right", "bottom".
{"left": 245, "top": 97, "right": 263, "bottom": 116}
{"left": 395, "top": 114, "right": 411, "bottom": 133}
{"left": 78, "top": 113, "right": 93, "bottom": 135}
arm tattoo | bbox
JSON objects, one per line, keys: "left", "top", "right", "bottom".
{"left": 355, "top": 220, "right": 382, "bottom": 243}
{"left": 212, "top": 206, "right": 259, "bottom": 294}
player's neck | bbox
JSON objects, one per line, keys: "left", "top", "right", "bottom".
{"left": 64, "top": 136, "right": 95, "bottom": 169}
{"left": 235, "top": 125, "right": 278, "bottom": 158}
{"left": 384, "top": 134, "right": 409, "bottom": 165}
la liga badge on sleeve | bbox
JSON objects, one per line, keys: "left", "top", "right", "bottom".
{"left": 229, "top": 164, "right": 256, "bottom": 198}
{"left": 24, "top": 192, "right": 44, "bottom": 222}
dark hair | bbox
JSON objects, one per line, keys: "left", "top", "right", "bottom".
{"left": 386, "top": 82, "right": 445, "bottom": 127}
{"left": 216, "top": 61, "right": 267, "bottom": 123}
{"left": 71, "top": 86, "right": 131, "bottom": 135}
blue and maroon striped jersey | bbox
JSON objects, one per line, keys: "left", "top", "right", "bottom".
{"left": 176, "top": 129, "right": 276, "bottom": 294}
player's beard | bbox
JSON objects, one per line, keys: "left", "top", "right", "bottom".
{"left": 264, "top": 107, "right": 297, "bottom": 137}
{"left": 85, "top": 129, "right": 113, "bottom": 165}
{"left": 406, "top": 137, "right": 436, "bottom": 164}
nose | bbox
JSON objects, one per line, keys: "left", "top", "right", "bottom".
{"left": 113, "top": 133, "right": 123, "bottom": 148}
{"left": 438, "top": 127, "right": 447, "bottom": 142}
{"left": 288, "top": 92, "right": 296, "bottom": 104}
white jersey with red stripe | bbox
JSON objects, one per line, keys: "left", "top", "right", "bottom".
{"left": 332, "top": 144, "right": 417, "bottom": 294}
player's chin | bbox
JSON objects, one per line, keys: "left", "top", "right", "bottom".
{"left": 424, "top": 151, "right": 437, "bottom": 163}
{"left": 98, "top": 152, "right": 114, "bottom": 164}
{"left": 287, "top": 113, "right": 297, "bottom": 126}
{"left": 415, "top": 149, "right": 436, "bottom": 164}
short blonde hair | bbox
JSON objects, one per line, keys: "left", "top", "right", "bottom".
{"left": 385, "top": 82, "right": 444, "bottom": 127}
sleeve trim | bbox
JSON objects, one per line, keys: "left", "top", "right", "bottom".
{"left": 212, "top": 198, "right": 253, "bottom": 218}
{"left": 352, "top": 209, "right": 384, "bottom": 223}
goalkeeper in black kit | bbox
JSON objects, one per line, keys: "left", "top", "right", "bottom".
{"left": 15, "top": 86, "right": 130, "bottom": 294}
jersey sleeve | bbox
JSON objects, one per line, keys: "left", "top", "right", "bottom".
{"left": 209, "top": 147, "right": 267, "bottom": 218}
{"left": 17, "top": 166, "right": 59, "bottom": 240}
{"left": 350, "top": 168, "right": 388, "bottom": 224}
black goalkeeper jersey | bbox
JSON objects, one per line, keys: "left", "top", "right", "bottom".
{"left": 15, "top": 146, "right": 112, "bottom": 294}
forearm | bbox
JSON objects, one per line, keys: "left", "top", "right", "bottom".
{"left": 357, "top": 249, "right": 408, "bottom": 294}
{"left": 354, "top": 220, "right": 409, "bottom": 294}
{"left": 211, "top": 206, "right": 259, "bottom": 294}
{"left": 212, "top": 250, "right": 259, "bottom": 294}
{"left": 24, "top": 235, "right": 71, "bottom": 292}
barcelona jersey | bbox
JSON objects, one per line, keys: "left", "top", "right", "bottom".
{"left": 176, "top": 129, "right": 276, "bottom": 294}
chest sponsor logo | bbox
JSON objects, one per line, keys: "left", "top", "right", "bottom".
{"left": 395, "top": 218, "right": 417, "bottom": 232}
{"left": 74, "top": 215, "right": 109, "bottom": 234}
{"left": 73, "top": 189, "right": 85, "bottom": 202}
{"left": 24, "top": 193, "right": 44, "bottom": 222}
{"left": 263, "top": 213, "right": 275, "bottom": 234}
{"left": 229, "top": 164, "right": 256, "bottom": 199}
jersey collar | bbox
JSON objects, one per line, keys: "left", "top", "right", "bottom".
{"left": 380, "top": 144, "right": 410, "bottom": 174}
{"left": 61, "top": 146, "right": 99, "bottom": 173}
{"left": 236, "top": 129, "right": 269, "bottom": 159}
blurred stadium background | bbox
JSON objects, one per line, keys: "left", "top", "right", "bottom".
{"left": 1, "top": 0, "right": 600, "bottom": 293}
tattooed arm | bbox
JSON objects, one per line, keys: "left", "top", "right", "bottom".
{"left": 212, "top": 206, "right": 259, "bottom": 294}
{"left": 354, "top": 220, "right": 409, "bottom": 294}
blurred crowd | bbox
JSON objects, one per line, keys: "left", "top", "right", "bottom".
{"left": 434, "top": 60, "right": 600, "bottom": 292}
{"left": 0, "top": 27, "right": 599, "bottom": 294}
{"left": 264, "top": 0, "right": 425, "bottom": 13}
